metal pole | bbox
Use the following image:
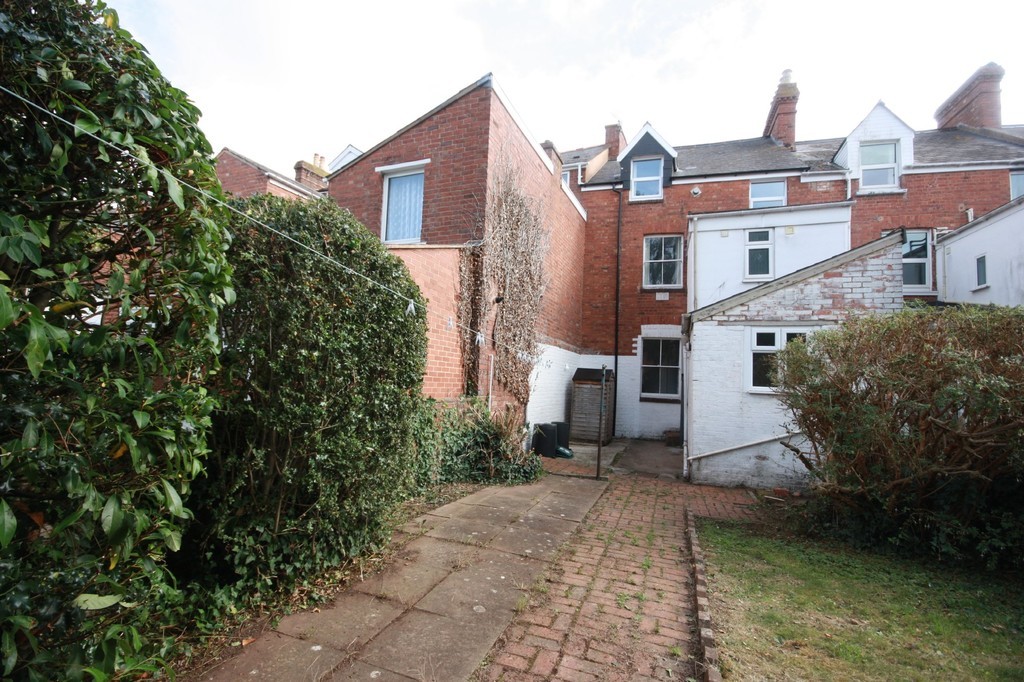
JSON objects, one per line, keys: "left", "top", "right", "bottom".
{"left": 597, "top": 364, "right": 606, "bottom": 480}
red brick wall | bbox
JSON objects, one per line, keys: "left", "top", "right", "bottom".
{"left": 328, "top": 87, "right": 492, "bottom": 245}
{"left": 215, "top": 149, "right": 307, "bottom": 200}
{"left": 389, "top": 245, "right": 465, "bottom": 400}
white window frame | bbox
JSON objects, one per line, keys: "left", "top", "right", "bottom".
{"left": 1011, "top": 171, "right": 1024, "bottom": 200}
{"left": 975, "top": 254, "right": 988, "bottom": 290}
{"left": 643, "top": 235, "right": 683, "bottom": 289}
{"left": 376, "top": 159, "right": 430, "bottom": 244}
{"left": 750, "top": 180, "right": 787, "bottom": 209}
{"left": 746, "top": 327, "right": 812, "bottom": 393}
{"left": 561, "top": 169, "right": 571, "bottom": 186}
{"left": 860, "top": 142, "right": 899, "bottom": 189}
{"left": 630, "top": 157, "right": 663, "bottom": 201}
{"left": 902, "top": 229, "right": 932, "bottom": 293}
{"left": 744, "top": 229, "right": 774, "bottom": 281}
{"left": 640, "top": 337, "right": 681, "bottom": 399}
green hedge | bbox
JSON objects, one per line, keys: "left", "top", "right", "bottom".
{"left": 776, "top": 306, "right": 1024, "bottom": 567}
{"left": 0, "top": 1, "right": 232, "bottom": 678}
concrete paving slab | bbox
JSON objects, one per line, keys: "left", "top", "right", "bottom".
{"left": 532, "top": 490, "right": 604, "bottom": 522}
{"left": 326, "top": 659, "right": 416, "bottom": 681}
{"left": 425, "top": 515, "right": 506, "bottom": 545}
{"left": 196, "top": 631, "right": 346, "bottom": 682}
{"left": 358, "top": 609, "right": 507, "bottom": 681}
{"left": 471, "top": 484, "right": 549, "bottom": 513}
{"left": 276, "top": 592, "right": 404, "bottom": 652}
{"left": 415, "top": 548, "right": 545, "bottom": 622}
{"left": 488, "top": 511, "right": 579, "bottom": 560}
{"left": 352, "top": 536, "right": 476, "bottom": 605}
{"left": 443, "top": 499, "right": 523, "bottom": 525}
{"left": 397, "top": 512, "right": 448, "bottom": 536}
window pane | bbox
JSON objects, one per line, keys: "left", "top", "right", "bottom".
{"left": 755, "top": 331, "right": 776, "bottom": 347}
{"left": 752, "top": 198, "right": 785, "bottom": 208}
{"left": 750, "top": 181, "right": 785, "bottom": 199}
{"left": 647, "top": 262, "right": 663, "bottom": 286}
{"left": 785, "top": 332, "right": 806, "bottom": 345}
{"left": 646, "top": 237, "right": 663, "bottom": 260}
{"left": 903, "top": 262, "right": 927, "bottom": 286}
{"left": 661, "top": 261, "right": 680, "bottom": 286}
{"left": 976, "top": 256, "right": 987, "bottom": 286}
{"left": 641, "top": 367, "right": 661, "bottom": 394}
{"left": 903, "top": 233, "right": 928, "bottom": 259}
{"left": 862, "top": 167, "right": 895, "bottom": 187}
{"left": 642, "top": 339, "right": 661, "bottom": 366}
{"left": 660, "top": 368, "right": 679, "bottom": 395}
{"left": 663, "top": 236, "right": 679, "bottom": 260}
{"left": 752, "top": 352, "right": 775, "bottom": 388}
{"left": 748, "top": 230, "right": 771, "bottom": 242}
{"left": 1012, "top": 173, "right": 1024, "bottom": 200}
{"left": 661, "top": 340, "right": 680, "bottom": 366}
{"left": 748, "top": 247, "right": 770, "bottom": 275}
{"left": 634, "top": 178, "right": 661, "bottom": 197}
{"left": 862, "top": 143, "right": 895, "bottom": 165}
{"left": 385, "top": 172, "right": 423, "bottom": 241}
{"left": 633, "top": 158, "right": 661, "bottom": 177}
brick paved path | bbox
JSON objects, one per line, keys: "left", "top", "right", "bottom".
{"left": 477, "top": 475, "right": 701, "bottom": 681}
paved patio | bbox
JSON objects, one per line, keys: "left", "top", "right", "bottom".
{"left": 185, "top": 441, "right": 759, "bottom": 681}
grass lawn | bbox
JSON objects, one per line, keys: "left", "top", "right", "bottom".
{"left": 698, "top": 519, "right": 1024, "bottom": 681}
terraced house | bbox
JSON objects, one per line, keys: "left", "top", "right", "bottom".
{"left": 229, "top": 63, "right": 1024, "bottom": 488}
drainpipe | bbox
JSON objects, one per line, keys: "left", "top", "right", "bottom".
{"left": 611, "top": 184, "right": 624, "bottom": 436}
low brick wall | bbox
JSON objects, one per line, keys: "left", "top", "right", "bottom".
{"left": 687, "top": 511, "right": 723, "bottom": 682}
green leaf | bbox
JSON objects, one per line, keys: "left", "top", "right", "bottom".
{"left": 100, "top": 496, "right": 123, "bottom": 539}
{"left": 24, "top": 316, "right": 49, "bottom": 378}
{"left": 161, "top": 479, "right": 184, "bottom": 518}
{"left": 60, "top": 79, "right": 91, "bottom": 91}
{"left": 73, "top": 593, "right": 122, "bottom": 610}
{"left": 0, "top": 286, "right": 15, "bottom": 330}
{"left": 164, "top": 529, "right": 182, "bottom": 552}
{"left": 161, "top": 169, "right": 184, "bottom": 210}
{"left": 74, "top": 117, "right": 101, "bottom": 136}
{"left": 35, "top": 65, "right": 49, "bottom": 82}
{"left": 132, "top": 410, "right": 150, "bottom": 429}
{"left": 0, "top": 499, "right": 16, "bottom": 549}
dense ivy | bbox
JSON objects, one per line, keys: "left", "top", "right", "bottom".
{"left": 185, "top": 195, "right": 428, "bottom": 604}
{"left": 0, "top": 1, "right": 232, "bottom": 678}
{"left": 775, "top": 306, "right": 1024, "bottom": 567}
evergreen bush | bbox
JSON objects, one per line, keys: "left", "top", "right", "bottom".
{"left": 775, "top": 306, "right": 1024, "bottom": 566}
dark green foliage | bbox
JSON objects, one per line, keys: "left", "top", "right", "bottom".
{"left": 775, "top": 306, "right": 1024, "bottom": 566}
{"left": 189, "top": 195, "right": 428, "bottom": 604}
{"left": 413, "top": 398, "right": 543, "bottom": 487}
{"left": 0, "top": 1, "right": 231, "bottom": 678}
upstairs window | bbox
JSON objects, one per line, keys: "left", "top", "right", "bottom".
{"left": 561, "top": 169, "right": 571, "bottom": 186}
{"left": 902, "top": 229, "right": 931, "bottom": 291}
{"left": 641, "top": 338, "right": 680, "bottom": 398}
{"left": 750, "top": 180, "right": 786, "bottom": 208}
{"left": 745, "top": 229, "right": 773, "bottom": 280}
{"left": 749, "top": 329, "right": 808, "bottom": 391}
{"left": 377, "top": 159, "right": 429, "bottom": 243}
{"left": 631, "top": 157, "right": 663, "bottom": 200}
{"left": 643, "top": 235, "right": 682, "bottom": 288}
{"left": 861, "top": 142, "right": 898, "bottom": 188}
{"left": 1012, "top": 171, "right": 1024, "bottom": 200}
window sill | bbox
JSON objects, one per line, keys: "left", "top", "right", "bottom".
{"left": 971, "top": 284, "right": 990, "bottom": 292}
{"left": 640, "top": 395, "right": 681, "bottom": 404}
{"left": 642, "top": 285, "right": 684, "bottom": 292}
{"left": 902, "top": 286, "right": 933, "bottom": 296}
{"left": 629, "top": 195, "right": 664, "bottom": 203}
{"left": 746, "top": 387, "right": 779, "bottom": 395}
{"left": 856, "top": 187, "right": 907, "bottom": 196}
{"left": 742, "top": 276, "right": 773, "bottom": 283}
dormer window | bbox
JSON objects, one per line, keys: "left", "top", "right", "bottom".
{"left": 861, "top": 142, "right": 898, "bottom": 188}
{"left": 631, "top": 157, "right": 663, "bottom": 200}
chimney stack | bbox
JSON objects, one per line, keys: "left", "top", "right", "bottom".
{"left": 605, "top": 123, "right": 626, "bottom": 158}
{"left": 934, "top": 62, "right": 1004, "bottom": 130}
{"left": 294, "top": 155, "right": 328, "bottom": 191}
{"left": 763, "top": 69, "right": 799, "bottom": 148}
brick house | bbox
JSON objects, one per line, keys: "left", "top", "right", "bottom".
{"left": 326, "top": 74, "right": 588, "bottom": 426}
{"left": 216, "top": 147, "right": 326, "bottom": 200}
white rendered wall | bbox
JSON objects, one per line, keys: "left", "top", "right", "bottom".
{"left": 938, "top": 202, "right": 1024, "bottom": 307}
{"left": 578, "top": 354, "right": 680, "bottom": 439}
{"left": 525, "top": 343, "right": 581, "bottom": 427}
{"left": 685, "top": 324, "right": 808, "bottom": 489}
{"left": 689, "top": 204, "right": 851, "bottom": 310}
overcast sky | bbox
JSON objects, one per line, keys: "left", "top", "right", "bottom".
{"left": 115, "top": 0, "right": 1024, "bottom": 177}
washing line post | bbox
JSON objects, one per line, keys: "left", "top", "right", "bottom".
{"left": 596, "top": 364, "right": 606, "bottom": 480}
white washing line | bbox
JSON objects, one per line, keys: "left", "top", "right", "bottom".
{"left": 687, "top": 432, "right": 801, "bottom": 462}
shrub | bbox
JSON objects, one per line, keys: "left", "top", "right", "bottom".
{"left": 775, "top": 306, "right": 1024, "bottom": 566}
{"left": 0, "top": 1, "right": 231, "bottom": 678}
{"left": 184, "top": 195, "right": 427, "bottom": 605}
{"left": 412, "top": 398, "right": 542, "bottom": 487}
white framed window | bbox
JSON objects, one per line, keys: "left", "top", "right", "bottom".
{"left": 745, "top": 229, "right": 773, "bottom": 281}
{"left": 631, "top": 157, "right": 663, "bottom": 200}
{"left": 860, "top": 142, "right": 898, "bottom": 188}
{"left": 377, "top": 159, "right": 430, "bottom": 243}
{"left": 643, "top": 235, "right": 682, "bottom": 288}
{"left": 750, "top": 180, "right": 786, "bottom": 208}
{"left": 748, "top": 328, "right": 809, "bottom": 392}
{"left": 561, "top": 169, "right": 571, "bottom": 186}
{"left": 902, "top": 229, "right": 931, "bottom": 291}
{"left": 641, "top": 338, "right": 680, "bottom": 398}
{"left": 1011, "top": 171, "right": 1024, "bottom": 200}
{"left": 976, "top": 254, "right": 988, "bottom": 288}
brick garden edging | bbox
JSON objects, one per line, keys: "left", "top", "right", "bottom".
{"left": 686, "top": 510, "right": 723, "bottom": 682}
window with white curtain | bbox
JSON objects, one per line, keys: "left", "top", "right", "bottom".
{"left": 383, "top": 171, "right": 424, "bottom": 243}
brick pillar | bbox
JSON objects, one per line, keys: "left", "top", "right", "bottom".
{"left": 763, "top": 70, "right": 799, "bottom": 148}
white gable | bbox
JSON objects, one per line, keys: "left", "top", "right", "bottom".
{"left": 834, "top": 102, "right": 915, "bottom": 181}
{"left": 616, "top": 122, "right": 677, "bottom": 163}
